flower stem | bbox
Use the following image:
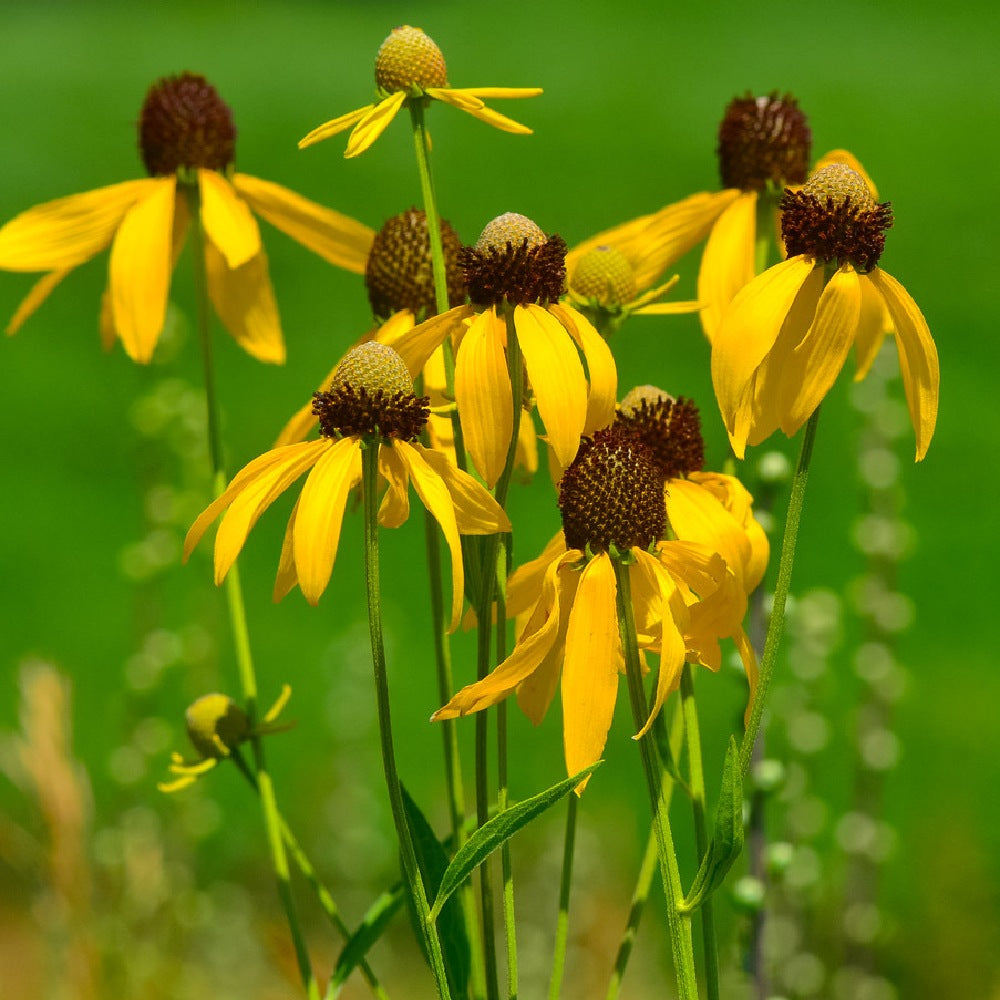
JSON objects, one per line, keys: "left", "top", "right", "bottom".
{"left": 408, "top": 100, "right": 467, "bottom": 472}
{"left": 230, "top": 752, "right": 389, "bottom": 1000}
{"left": 680, "top": 663, "right": 720, "bottom": 1000}
{"left": 613, "top": 559, "right": 698, "bottom": 1000}
{"left": 739, "top": 407, "right": 820, "bottom": 776}
{"left": 186, "top": 181, "right": 318, "bottom": 1000}
{"left": 360, "top": 443, "right": 452, "bottom": 999}
{"left": 604, "top": 699, "right": 684, "bottom": 1000}
{"left": 547, "top": 793, "right": 578, "bottom": 1000}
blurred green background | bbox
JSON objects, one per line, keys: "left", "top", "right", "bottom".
{"left": 1, "top": 1, "right": 997, "bottom": 997}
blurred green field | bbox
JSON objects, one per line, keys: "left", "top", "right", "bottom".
{"left": 1, "top": 1, "right": 998, "bottom": 997}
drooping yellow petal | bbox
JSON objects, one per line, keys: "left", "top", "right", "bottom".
{"left": 412, "top": 443, "right": 512, "bottom": 535}
{"left": 392, "top": 305, "right": 472, "bottom": 378}
{"left": 273, "top": 497, "right": 301, "bottom": 602}
{"left": 6, "top": 269, "right": 70, "bottom": 335}
{"left": 204, "top": 240, "right": 285, "bottom": 364}
{"left": 507, "top": 532, "right": 571, "bottom": 621}
{"left": 455, "top": 307, "right": 513, "bottom": 487}
{"left": 109, "top": 177, "right": 176, "bottom": 363}
{"left": 516, "top": 304, "right": 587, "bottom": 470}
{"left": 562, "top": 552, "right": 619, "bottom": 789}
{"left": 198, "top": 169, "right": 261, "bottom": 269}
{"left": 666, "top": 478, "right": 751, "bottom": 586}
{"left": 293, "top": 437, "right": 363, "bottom": 604}
{"left": 853, "top": 271, "right": 892, "bottom": 381}
{"left": 866, "top": 269, "right": 939, "bottom": 460}
{"left": 393, "top": 439, "right": 466, "bottom": 631}
{"left": 698, "top": 190, "right": 757, "bottom": 342}
{"left": 457, "top": 103, "right": 534, "bottom": 135}
{"left": 434, "top": 551, "right": 577, "bottom": 719}
{"left": 345, "top": 92, "right": 407, "bottom": 158}
{"left": 377, "top": 444, "right": 411, "bottom": 529}
{"left": 425, "top": 88, "right": 485, "bottom": 111}
{"left": 213, "top": 440, "right": 329, "bottom": 584}
{"left": 515, "top": 410, "right": 539, "bottom": 478}
{"left": 298, "top": 104, "right": 374, "bottom": 150}
{"left": 777, "top": 264, "right": 862, "bottom": 434}
{"left": 232, "top": 173, "right": 374, "bottom": 273}
{"left": 0, "top": 179, "right": 160, "bottom": 271}
{"left": 438, "top": 86, "right": 544, "bottom": 100}
{"left": 711, "top": 255, "right": 817, "bottom": 455}
{"left": 633, "top": 549, "right": 689, "bottom": 738}
{"left": 548, "top": 302, "right": 617, "bottom": 435}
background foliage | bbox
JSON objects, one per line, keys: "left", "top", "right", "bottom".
{"left": 1, "top": 1, "right": 997, "bottom": 997}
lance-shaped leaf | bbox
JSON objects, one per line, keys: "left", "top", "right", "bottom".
{"left": 327, "top": 885, "right": 404, "bottom": 995}
{"left": 679, "top": 737, "right": 744, "bottom": 914}
{"left": 429, "top": 761, "right": 602, "bottom": 920}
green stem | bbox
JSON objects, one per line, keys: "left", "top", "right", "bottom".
{"left": 680, "top": 664, "right": 720, "bottom": 1000}
{"left": 612, "top": 559, "right": 698, "bottom": 1000}
{"left": 605, "top": 699, "right": 684, "bottom": 1000}
{"left": 186, "top": 181, "right": 318, "bottom": 1000}
{"left": 738, "top": 408, "right": 820, "bottom": 776}
{"left": 361, "top": 444, "right": 452, "bottom": 999}
{"left": 231, "top": 753, "right": 389, "bottom": 1000}
{"left": 408, "top": 100, "right": 467, "bottom": 473}
{"left": 547, "top": 794, "right": 578, "bottom": 1000}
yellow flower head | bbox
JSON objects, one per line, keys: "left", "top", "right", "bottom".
{"left": 0, "top": 72, "right": 374, "bottom": 363}
{"left": 158, "top": 687, "right": 292, "bottom": 792}
{"left": 434, "top": 425, "right": 746, "bottom": 790}
{"left": 299, "top": 25, "right": 542, "bottom": 158}
{"left": 711, "top": 162, "right": 940, "bottom": 461}
{"left": 392, "top": 212, "right": 617, "bottom": 487}
{"left": 184, "top": 341, "right": 510, "bottom": 627}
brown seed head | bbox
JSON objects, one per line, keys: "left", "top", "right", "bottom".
{"left": 780, "top": 163, "right": 893, "bottom": 273}
{"left": 313, "top": 342, "right": 428, "bottom": 441}
{"left": 375, "top": 26, "right": 449, "bottom": 93}
{"left": 616, "top": 389, "right": 705, "bottom": 482}
{"left": 365, "top": 208, "right": 466, "bottom": 321}
{"left": 138, "top": 72, "right": 236, "bottom": 177}
{"left": 558, "top": 425, "right": 666, "bottom": 554}
{"left": 461, "top": 213, "right": 567, "bottom": 308}
{"left": 717, "top": 92, "right": 811, "bottom": 192}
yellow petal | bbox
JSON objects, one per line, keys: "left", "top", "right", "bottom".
{"left": 214, "top": 440, "right": 329, "bottom": 584}
{"left": 425, "top": 88, "right": 485, "bottom": 111}
{"left": 711, "top": 256, "right": 817, "bottom": 456}
{"left": 412, "top": 443, "right": 512, "bottom": 534}
{"left": 666, "top": 478, "right": 750, "bottom": 583}
{"left": 6, "top": 269, "right": 70, "bottom": 335}
{"left": 455, "top": 307, "right": 513, "bottom": 487}
{"left": 853, "top": 272, "right": 891, "bottom": 380}
{"left": 0, "top": 179, "right": 159, "bottom": 271}
{"left": 293, "top": 437, "right": 363, "bottom": 603}
{"left": 232, "top": 173, "right": 374, "bottom": 273}
{"left": 515, "top": 410, "right": 539, "bottom": 478}
{"left": 516, "top": 304, "right": 586, "bottom": 470}
{"left": 298, "top": 104, "right": 374, "bottom": 149}
{"left": 198, "top": 169, "right": 260, "bottom": 269}
{"left": 377, "top": 443, "right": 411, "bottom": 529}
{"left": 507, "top": 532, "right": 570, "bottom": 621}
{"left": 273, "top": 497, "right": 301, "bottom": 601}
{"left": 548, "top": 302, "right": 617, "bottom": 435}
{"left": 205, "top": 240, "right": 285, "bottom": 364}
{"left": 433, "top": 550, "right": 576, "bottom": 719}
{"left": 698, "top": 191, "right": 757, "bottom": 342}
{"left": 777, "top": 264, "right": 862, "bottom": 433}
{"left": 345, "top": 93, "right": 407, "bottom": 158}
{"left": 866, "top": 269, "right": 939, "bottom": 460}
{"left": 393, "top": 440, "right": 464, "bottom": 631}
{"left": 109, "top": 177, "right": 176, "bottom": 363}
{"left": 392, "top": 305, "right": 472, "bottom": 378}
{"left": 459, "top": 103, "right": 533, "bottom": 135}
{"left": 633, "top": 300, "right": 702, "bottom": 316}
{"left": 633, "top": 550, "right": 688, "bottom": 738}
{"left": 438, "top": 87, "right": 543, "bottom": 100}
{"left": 562, "top": 553, "right": 619, "bottom": 789}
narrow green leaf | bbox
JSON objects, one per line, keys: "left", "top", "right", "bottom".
{"left": 679, "top": 736, "right": 745, "bottom": 914}
{"left": 430, "top": 761, "right": 602, "bottom": 920}
{"left": 401, "top": 784, "right": 470, "bottom": 998}
{"left": 328, "top": 885, "right": 404, "bottom": 994}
